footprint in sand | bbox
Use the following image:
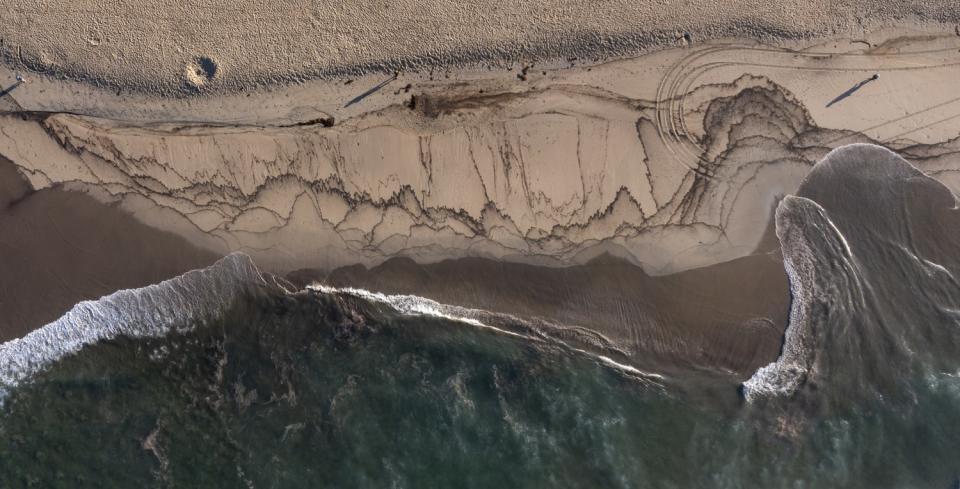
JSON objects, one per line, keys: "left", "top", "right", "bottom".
{"left": 184, "top": 56, "right": 219, "bottom": 89}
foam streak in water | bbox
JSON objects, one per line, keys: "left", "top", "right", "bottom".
{"left": 311, "top": 284, "right": 665, "bottom": 383}
{"left": 308, "top": 284, "right": 535, "bottom": 340}
{"left": 742, "top": 144, "right": 916, "bottom": 402}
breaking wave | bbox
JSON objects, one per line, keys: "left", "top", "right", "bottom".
{"left": 0, "top": 253, "right": 266, "bottom": 392}
{"left": 0, "top": 254, "right": 661, "bottom": 400}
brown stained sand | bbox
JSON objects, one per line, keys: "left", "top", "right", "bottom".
{"left": 1, "top": 0, "right": 959, "bottom": 93}
{"left": 0, "top": 156, "right": 218, "bottom": 341}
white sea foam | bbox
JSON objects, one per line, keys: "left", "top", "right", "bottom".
{"left": 0, "top": 252, "right": 661, "bottom": 404}
{"left": 742, "top": 196, "right": 829, "bottom": 401}
{"left": 0, "top": 253, "right": 265, "bottom": 397}
{"left": 595, "top": 355, "right": 664, "bottom": 379}
{"left": 313, "top": 284, "right": 665, "bottom": 383}
{"left": 742, "top": 193, "right": 864, "bottom": 401}
{"left": 577, "top": 348, "right": 665, "bottom": 383}
{"left": 309, "top": 284, "right": 536, "bottom": 341}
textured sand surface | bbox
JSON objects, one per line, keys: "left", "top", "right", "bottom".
{"left": 3, "top": 31, "right": 959, "bottom": 275}
{"left": 1, "top": 0, "right": 959, "bottom": 92}
{"left": 1, "top": 23, "right": 959, "bottom": 370}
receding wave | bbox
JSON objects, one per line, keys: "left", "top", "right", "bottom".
{"left": 744, "top": 143, "right": 960, "bottom": 403}
{"left": 741, "top": 195, "right": 860, "bottom": 401}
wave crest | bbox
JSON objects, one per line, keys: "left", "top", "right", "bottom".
{"left": 0, "top": 253, "right": 266, "bottom": 392}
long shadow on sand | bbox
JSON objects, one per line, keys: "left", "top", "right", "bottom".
{"left": 826, "top": 74, "right": 878, "bottom": 108}
{"left": 344, "top": 74, "right": 397, "bottom": 108}
{"left": 0, "top": 80, "right": 23, "bottom": 99}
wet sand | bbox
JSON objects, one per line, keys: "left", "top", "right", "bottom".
{"left": 2, "top": 6, "right": 960, "bottom": 487}
{"left": 297, "top": 250, "right": 790, "bottom": 375}
{"left": 0, "top": 156, "right": 218, "bottom": 341}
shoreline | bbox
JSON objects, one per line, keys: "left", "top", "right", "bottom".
{"left": 2, "top": 26, "right": 959, "bottom": 353}
{"left": 4, "top": 4, "right": 960, "bottom": 485}
{"left": 0, "top": 248, "right": 787, "bottom": 386}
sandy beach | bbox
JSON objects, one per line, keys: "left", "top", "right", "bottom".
{"left": 1, "top": 8, "right": 959, "bottom": 360}
{"left": 2, "top": 0, "right": 959, "bottom": 93}
{"left": 4, "top": 3, "right": 960, "bottom": 486}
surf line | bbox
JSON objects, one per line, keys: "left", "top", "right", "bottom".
{"left": 311, "top": 284, "right": 666, "bottom": 384}
{"left": 573, "top": 348, "right": 666, "bottom": 384}
{"left": 0, "top": 253, "right": 263, "bottom": 400}
{"left": 308, "top": 284, "right": 539, "bottom": 342}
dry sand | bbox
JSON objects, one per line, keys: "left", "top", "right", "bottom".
{"left": 2, "top": 30, "right": 959, "bottom": 276}
{"left": 1, "top": 0, "right": 959, "bottom": 93}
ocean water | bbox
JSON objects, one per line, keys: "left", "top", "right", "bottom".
{"left": 3, "top": 144, "right": 960, "bottom": 487}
